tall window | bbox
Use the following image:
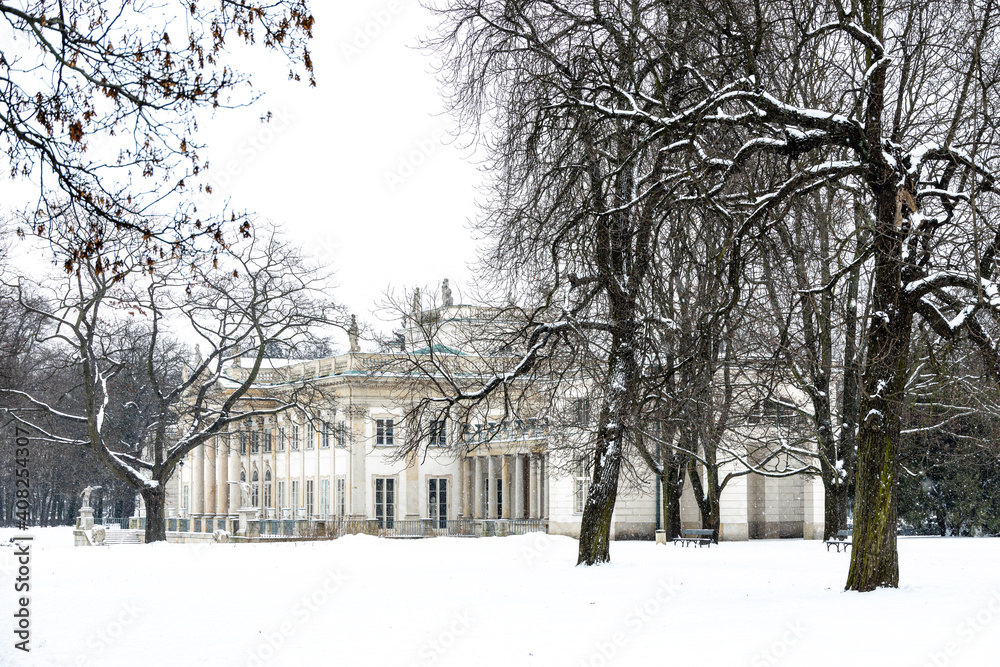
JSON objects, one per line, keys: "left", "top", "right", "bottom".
{"left": 306, "top": 425, "right": 315, "bottom": 450}
{"left": 305, "top": 480, "right": 314, "bottom": 516}
{"left": 496, "top": 475, "right": 503, "bottom": 518}
{"left": 277, "top": 481, "right": 286, "bottom": 509}
{"left": 251, "top": 470, "right": 260, "bottom": 507}
{"left": 250, "top": 430, "right": 260, "bottom": 454}
{"left": 239, "top": 433, "right": 247, "bottom": 455}
{"left": 376, "top": 418, "right": 394, "bottom": 446}
{"left": 337, "top": 420, "right": 347, "bottom": 448}
{"left": 320, "top": 479, "right": 330, "bottom": 517}
{"left": 336, "top": 476, "right": 346, "bottom": 517}
{"left": 428, "top": 478, "right": 448, "bottom": 528}
{"left": 321, "top": 422, "right": 330, "bottom": 449}
{"left": 574, "top": 459, "right": 589, "bottom": 514}
{"left": 429, "top": 419, "right": 447, "bottom": 446}
{"left": 277, "top": 427, "right": 285, "bottom": 452}
{"left": 264, "top": 470, "right": 272, "bottom": 508}
{"left": 292, "top": 425, "right": 300, "bottom": 451}
{"left": 183, "top": 485, "right": 190, "bottom": 512}
{"left": 264, "top": 429, "right": 272, "bottom": 453}
{"left": 291, "top": 480, "right": 300, "bottom": 510}
{"left": 573, "top": 398, "right": 591, "bottom": 426}
{"left": 374, "top": 477, "right": 395, "bottom": 528}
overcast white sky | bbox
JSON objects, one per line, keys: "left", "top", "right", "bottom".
{"left": 4, "top": 0, "right": 485, "bottom": 348}
{"left": 198, "top": 1, "right": 484, "bottom": 330}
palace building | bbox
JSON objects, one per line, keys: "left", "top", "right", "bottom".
{"left": 166, "top": 290, "right": 825, "bottom": 542}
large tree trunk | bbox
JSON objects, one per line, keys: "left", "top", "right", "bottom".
{"left": 661, "top": 457, "right": 683, "bottom": 538}
{"left": 577, "top": 320, "right": 637, "bottom": 565}
{"left": 846, "top": 181, "right": 914, "bottom": 591}
{"left": 142, "top": 485, "right": 167, "bottom": 543}
{"left": 823, "top": 477, "right": 850, "bottom": 540}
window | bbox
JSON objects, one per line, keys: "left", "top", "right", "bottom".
{"left": 374, "top": 477, "right": 395, "bottom": 528}
{"left": 306, "top": 425, "right": 315, "bottom": 450}
{"left": 183, "top": 484, "right": 190, "bottom": 511}
{"left": 291, "top": 480, "right": 300, "bottom": 509}
{"left": 428, "top": 478, "right": 448, "bottom": 528}
{"left": 277, "top": 481, "right": 286, "bottom": 509}
{"left": 320, "top": 479, "right": 330, "bottom": 517}
{"left": 251, "top": 430, "right": 260, "bottom": 454}
{"left": 336, "top": 476, "right": 346, "bottom": 517}
{"left": 239, "top": 433, "right": 247, "bottom": 455}
{"left": 461, "top": 423, "right": 481, "bottom": 443}
{"left": 337, "top": 420, "right": 347, "bottom": 447}
{"left": 429, "top": 419, "right": 447, "bottom": 446}
{"left": 573, "top": 398, "right": 591, "bottom": 426}
{"left": 264, "top": 470, "right": 272, "bottom": 508}
{"left": 748, "top": 399, "right": 798, "bottom": 426}
{"left": 575, "top": 459, "right": 590, "bottom": 514}
{"left": 495, "top": 474, "right": 503, "bottom": 519}
{"left": 321, "top": 422, "right": 330, "bottom": 449}
{"left": 305, "top": 480, "right": 314, "bottom": 516}
{"left": 251, "top": 470, "right": 260, "bottom": 507}
{"left": 292, "top": 425, "right": 300, "bottom": 451}
{"left": 264, "top": 429, "right": 272, "bottom": 453}
{"left": 277, "top": 427, "right": 285, "bottom": 452}
{"left": 376, "top": 418, "right": 394, "bottom": 446}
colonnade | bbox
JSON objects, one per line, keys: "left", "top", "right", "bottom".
{"left": 459, "top": 452, "right": 548, "bottom": 520}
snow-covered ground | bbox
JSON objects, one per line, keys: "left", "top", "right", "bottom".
{"left": 2, "top": 528, "right": 999, "bottom": 667}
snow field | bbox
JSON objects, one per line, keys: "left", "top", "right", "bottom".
{"left": 1, "top": 528, "right": 999, "bottom": 666}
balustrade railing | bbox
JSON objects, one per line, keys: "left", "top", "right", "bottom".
{"left": 166, "top": 515, "right": 548, "bottom": 541}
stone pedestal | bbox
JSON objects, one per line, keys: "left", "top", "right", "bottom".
{"left": 77, "top": 507, "right": 94, "bottom": 531}
{"left": 237, "top": 507, "right": 258, "bottom": 535}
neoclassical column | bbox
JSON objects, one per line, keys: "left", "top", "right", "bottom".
{"left": 514, "top": 455, "right": 525, "bottom": 519}
{"left": 191, "top": 445, "right": 205, "bottom": 516}
{"left": 501, "top": 455, "right": 511, "bottom": 519}
{"left": 350, "top": 412, "right": 366, "bottom": 518}
{"left": 215, "top": 436, "right": 228, "bottom": 516}
{"left": 473, "top": 456, "right": 483, "bottom": 519}
{"left": 541, "top": 453, "right": 549, "bottom": 519}
{"left": 204, "top": 440, "right": 216, "bottom": 520}
{"left": 487, "top": 455, "right": 497, "bottom": 519}
{"left": 228, "top": 436, "right": 240, "bottom": 515}
{"left": 528, "top": 455, "right": 539, "bottom": 518}
{"left": 459, "top": 456, "right": 468, "bottom": 518}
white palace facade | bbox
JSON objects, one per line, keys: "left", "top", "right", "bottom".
{"left": 166, "top": 298, "right": 825, "bottom": 542}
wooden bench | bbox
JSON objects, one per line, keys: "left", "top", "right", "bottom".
{"left": 673, "top": 529, "right": 715, "bottom": 548}
{"left": 825, "top": 529, "right": 852, "bottom": 552}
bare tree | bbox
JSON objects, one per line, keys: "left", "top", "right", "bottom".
{"left": 1, "top": 218, "right": 343, "bottom": 541}
{"left": 1, "top": 0, "right": 314, "bottom": 266}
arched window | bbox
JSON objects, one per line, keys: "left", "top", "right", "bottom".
{"left": 251, "top": 469, "right": 259, "bottom": 507}
{"left": 264, "top": 469, "right": 272, "bottom": 508}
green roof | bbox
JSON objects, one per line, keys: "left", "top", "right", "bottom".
{"left": 411, "top": 344, "right": 466, "bottom": 356}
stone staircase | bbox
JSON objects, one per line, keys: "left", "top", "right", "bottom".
{"left": 101, "top": 529, "right": 142, "bottom": 545}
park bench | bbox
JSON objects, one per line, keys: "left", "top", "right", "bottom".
{"left": 825, "top": 529, "right": 852, "bottom": 552}
{"left": 673, "top": 528, "right": 715, "bottom": 548}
